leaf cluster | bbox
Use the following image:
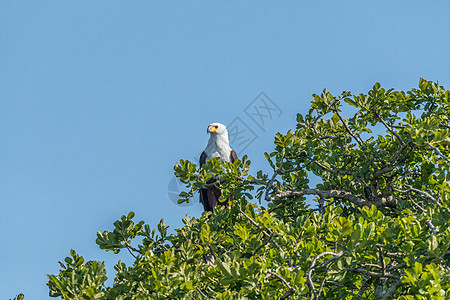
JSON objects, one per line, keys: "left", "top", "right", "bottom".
{"left": 46, "top": 79, "right": 450, "bottom": 299}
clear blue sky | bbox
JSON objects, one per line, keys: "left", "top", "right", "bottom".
{"left": 1, "top": 1, "right": 449, "bottom": 298}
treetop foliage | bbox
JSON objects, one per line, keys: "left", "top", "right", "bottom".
{"left": 42, "top": 79, "right": 450, "bottom": 299}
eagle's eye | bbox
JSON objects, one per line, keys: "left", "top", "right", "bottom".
{"left": 214, "top": 125, "right": 218, "bottom": 129}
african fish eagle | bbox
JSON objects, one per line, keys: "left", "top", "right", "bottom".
{"left": 199, "top": 122, "right": 238, "bottom": 212}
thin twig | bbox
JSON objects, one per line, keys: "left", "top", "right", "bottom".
{"left": 378, "top": 244, "right": 386, "bottom": 279}
{"left": 356, "top": 277, "right": 375, "bottom": 298}
{"left": 333, "top": 108, "right": 364, "bottom": 147}
{"left": 277, "top": 167, "right": 303, "bottom": 174}
{"left": 196, "top": 287, "right": 208, "bottom": 298}
{"left": 253, "top": 232, "right": 275, "bottom": 256}
{"left": 349, "top": 268, "right": 400, "bottom": 279}
{"left": 318, "top": 135, "right": 337, "bottom": 140}
{"left": 124, "top": 242, "right": 138, "bottom": 259}
{"left": 317, "top": 262, "right": 334, "bottom": 299}
{"left": 268, "top": 271, "right": 296, "bottom": 297}
{"left": 425, "top": 142, "right": 450, "bottom": 164}
{"left": 426, "top": 220, "right": 439, "bottom": 235}
{"left": 381, "top": 277, "right": 402, "bottom": 300}
{"left": 376, "top": 112, "right": 405, "bottom": 145}
{"left": 440, "top": 122, "right": 450, "bottom": 129}
{"left": 307, "top": 251, "right": 344, "bottom": 299}
{"left": 237, "top": 205, "right": 285, "bottom": 255}
{"left": 237, "top": 177, "right": 266, "bottom": 184}
{"left": 237, "top": 205, "right": 260, "bottom": 228}
{"left": 313, "top": 161, "right": 353, "bottom": 175}
{"left": 271, "top": 188, "right": 371, "bottom": 207}
{"left": 264, "top": 172, "right": 278, "bottom": 201}
{"left": 359, "top": 263, "right": 382, "bottom": 269}
{"left": 385, "top": 252, "right": 406, "bottom": 258}
{"left": 407, "top": 194, "right": 426, "bottom": 212}
{"left": 393, "top": 185, "right": 441, "bottom": 207}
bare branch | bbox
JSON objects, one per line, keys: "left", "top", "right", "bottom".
{"left": 306, "top": 248, "right": 356, "bottom": 299}
{"left": 307, "top": 251, "right": 342, "bottom": 298}
{"left": 372, "top": 165, "right": 395, "bottom": 180}
{"left": 440, "top": 122, "right": 450, "bottom": 129}
{"left": 376, "top": 112, "right": 405, "bottom": 145}
{"left": 253, "top": 232, "right": 275, "bottom": 256}
{"left": 318, "top": 195, "right": 325, "bottom": 215}
{"left": 393, "top": 184, "right": 441, "bottom": 207}
{"left": 318, "top": 135, "right": 337, "bottom": 140}
{"left": 277, "top": 167, "right": 303, "bottom": 174}
{"left": 349, "top": 268, "right": 400, "bottom": 279}
{"left": 268, "top": 271, "right": 296, "bottom": 298}
{"left": 317, "top": 261, "right": 333, "bottom": 299}
{"left": 425, "top": 142, "right": 450, "bottom": 164}
{"left": 377, "top": 244, "right": 387, "bottom": 296}
{"left": 390, "top": 142, "right": 413, "bottom": 165}
{"left": 359, "top": 263, "right": 382, "bottom": 269}
{"left": 385, "top": 252, "right": 406, "bottom": 258}
{"left": 381, "top": 277, "right": 402, "bottom": 300}
{"left": 313, "top": 161, "right": 353, "bottom": 176}
{"left": 264, "top": 172, "right": 278, "bottom": 201}
{"left": 270, "top": 188, "right": 372, "bottom": 207}
{"left": 406, "top": 193, "right": 426, "bottom": 212}
{"left": 356, "top": 277, "right": 375, "bottom": 298}
{"left": 124, "top": 242, "right": 138, "bottom": 259}
{"left": 392, "top": 124, "right": 406, "bottom": 129}
{"left": 332, "top": 108, "right": 365, "bottom": 147}
{"left": 196, "top": 287, "right": 208, "bottom": 298}
{"left": 237, "top": 177, "right": 266, "bottom": 184}
{"left": 351, "top": 269, "right": 400, "bottom": 280}
{"left": 237, "top": 205, "right": 285, "bottom": 255}
{"left": 426, "top": 220, "right": 439, "bottom": 235}
{"left": 237, "top": 205, "right": 261, "bottom": 228}
{"left": 386, "top": 261, "right": 406, "bottom": 272}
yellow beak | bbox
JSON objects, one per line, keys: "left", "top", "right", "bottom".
{"left": 208, "top": 125, "right": 218, "bottom": 133}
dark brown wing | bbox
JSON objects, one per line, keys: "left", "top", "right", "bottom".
{"left": 205, "top": 178, "right": 222, "bottom": 212}
{"left": 199, "top": 151, "right": 230, "bottom": 212}
{"left": 199, "top": 152, "right": 210, "bottom": 211}
{"left": 230, "top": 150, "right": 238, "bottom": 163}
{"left": 200, "top": 151, "right": 207, "bottom": 166}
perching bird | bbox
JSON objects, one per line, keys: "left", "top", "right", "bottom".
{"left": 199, "top": 123, "right": 238, "bottom": 212}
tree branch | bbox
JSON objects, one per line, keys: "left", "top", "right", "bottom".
{"left": 356, "top": 277, "right": 375, "bottom": 298}
{"left": 307, "top": 250, "right": 349, "bottom": 299}
{"left": 349, "top": 268, "right": 400, "bottom": 279}
{"left": 308, "top": 252, "right": 339, "bottom": 298}
{"left": 425, "top": 142, "right": 450, "bottom": 164}
{"left": 440, "top": 121, "right": 450, "bottom": 129}
{"left": 318, "top": 135, "right": 337, "bottom": 140}
{"left": 426, "top": 220, "right": 439, "bottom": 235}
{"left": 237, "top": 205, "right": 285, "bottom": 256}
{"left": 264, "top": 172, "right": 278, "bottom": 201}
{"left": 381, "top": 277, "right": 402, "bottom": 300}
{"left": 270, "top": 188, "right": 371, "bottom": 207}
{"left": 237, "top": 177, "right": 266, "bottom": 184}
{"left": 124, "top": 242, "right": 139, "bottom": 259}
{"left": 252, "top": 232, "right": 275, "bottom": 256}
{"left": 268, "top": 271, "right": 296, "bottom": 298}
{"left": 376, "top": 112, "right": 405, "bottom": 145}
{"left": 393, "top": 184, "right": 441, "bottom": 207}
{"left": 313, "top": 161, "right": 353, "bottom": 176}
{"left": 332, "top": 108, "right": 365, "bottom": 147}
{"left": 196, "top": 287, "right": 208, "bottom": 298}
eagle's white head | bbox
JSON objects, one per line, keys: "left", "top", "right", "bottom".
{"left": 207, "top": 122, "right": 228, "bottom": 135}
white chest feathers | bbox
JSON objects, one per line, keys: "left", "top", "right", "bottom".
{"left": 204, "top": 134, "right": 232, "bottom": 162}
